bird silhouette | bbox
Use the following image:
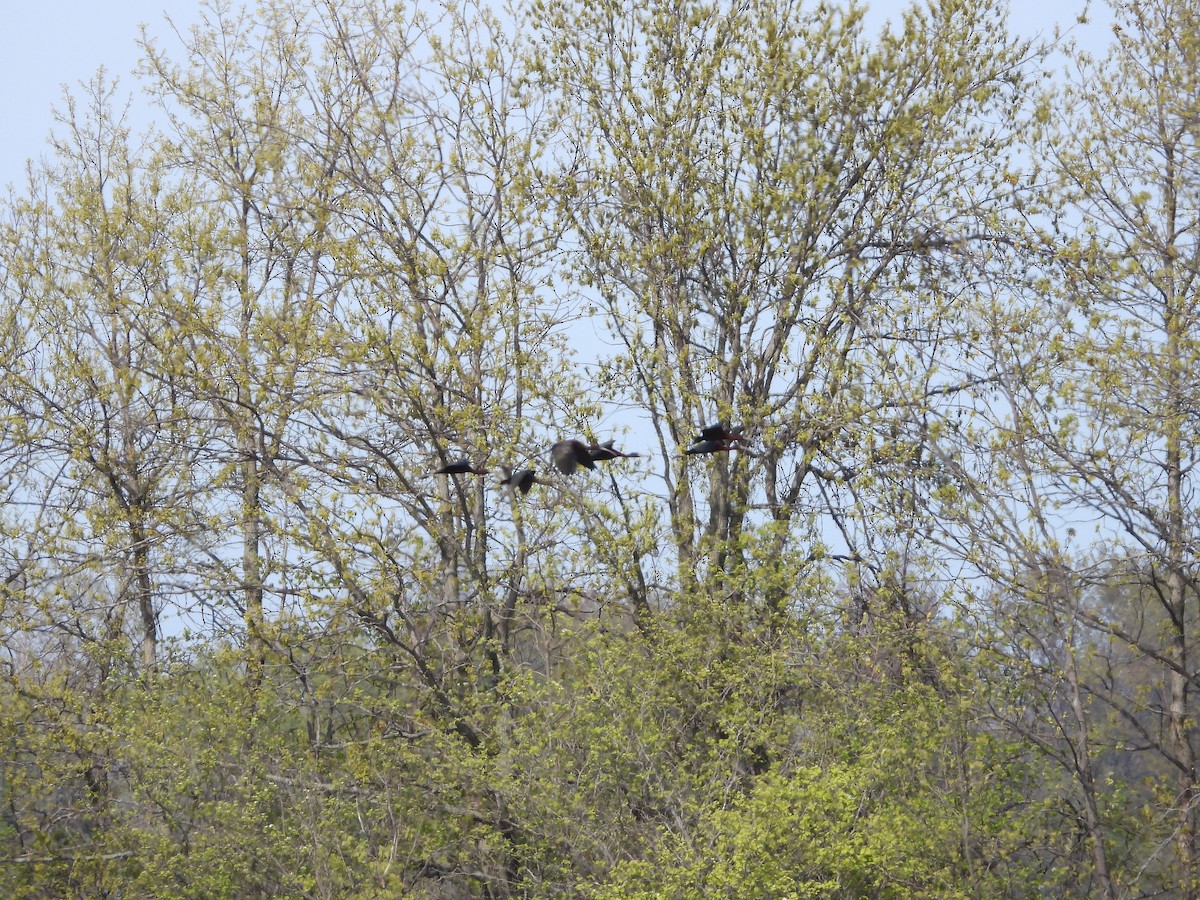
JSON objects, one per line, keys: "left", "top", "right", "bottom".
{"left": 685, "top": 421, "right": 744, "bottom": 455}
{"left": 431, "top": 459, "right": 489, "bottom": 476}
{"left": 499, "top": 467, "right": 547, "bottom": 496}
{"left": 694, "top": 421, "right": 743, "bottom": 444}
{"left": 588, "top": 440, "right": 641, "bottom": 463}
{"left": 551, "top": 439, "right": 597, "bottom": 475}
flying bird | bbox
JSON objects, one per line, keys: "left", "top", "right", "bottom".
{"left": 551, "top": 439, "right": 597, "bottom": 475}
{"left": 685, "top": 421, "right": 744, "bottom": 455}
{"left": 499, "top": 467, "right": 547, "bottom": 496}
{"left": 694, "top": 422, "right": 743, "bottom": 444}
{"left": 431, "top": 459, "right": 489, "bottom": 476}
{"left": 587, "top": 440, "right": 641, "bottom": 463}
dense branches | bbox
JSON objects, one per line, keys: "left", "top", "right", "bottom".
{"left": 0, "top": 0, "right": 1193, "bottom": 895}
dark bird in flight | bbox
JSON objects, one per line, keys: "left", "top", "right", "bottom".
{"left": 551, "top": 439, "right": 597, "bottom": 475}
{"left": 695, "top": 422, "right": 743, "bottom": 444}
{"left": 499, "top": 467, "right": 547, "bottom": 496}
{"left": 685, "top": 421, "right": 744, "bottom": 455}
{"left": 587, "top": 440, "right": 641, "bottom": 463}
{"left": 431, "top": 459, "right": 489, "bottom": 476}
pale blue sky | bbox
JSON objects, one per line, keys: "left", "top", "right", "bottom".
{"left": 1, "top": 0, "right": 1106, "bottom": 192}
{"left": 0, "top": 1, "right": 202, "bottom": 190}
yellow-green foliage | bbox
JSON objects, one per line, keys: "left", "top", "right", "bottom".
{"left": 1, "top": 0, "right": 1198, "bottom": 896}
